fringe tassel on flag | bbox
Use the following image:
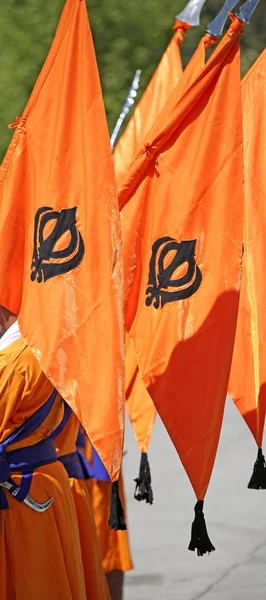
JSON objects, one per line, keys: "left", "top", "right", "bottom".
{"left": 108, "top": 481, "right": 127, "bottom": 531}
{"left": 188, "top": 500, "right": 215, "bottom": 556}
{"left": 134, "top": 452, "right": 153, "bottom": 504}
{"left": 248, "top": 448, "right": 266, "bottom": 489}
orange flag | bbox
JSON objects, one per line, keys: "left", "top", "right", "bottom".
{"left": 0, "top": 0, "right": 124, "bottom": 483}
{"left": 125, "top": 335, "right": 156, "bottom": 504}
{"left": 159, "top": 31, "right": 218, "bottom": 121}
{"left": 114, "top": 20, "right": 188, "bottom": 188}
{"left": 116, "top": 20, "right": 187, "bottom": 502}
{"left": 119, "top": 16, "right": 244, "bottom": 554}
{"left": 125, "top": 336, "right": 156, "bottom": 455}
{"left": 123, "top": 31, "right": 218, "bottom": 505}
{"left": 228, "top": 49, "right": 266, "bottom": 488}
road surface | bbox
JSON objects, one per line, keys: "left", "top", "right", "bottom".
{"left": 123, "top": 397, "right": 266, "bottom": 599}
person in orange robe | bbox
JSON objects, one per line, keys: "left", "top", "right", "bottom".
{"left": 55, "top": 412, "right": 110, "bottom": 600}
{"left": 83, "top": 437, "right": 133, "bottom": 600}
{"left": 0, "top": 306, "right": 86, "bottom": 600}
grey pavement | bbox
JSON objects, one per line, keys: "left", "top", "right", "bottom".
{"left": 123, "top": 397, "right": 266, "bottom": 600}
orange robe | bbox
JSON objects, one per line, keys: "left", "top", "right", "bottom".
{"left": 0, "top": 338, "right": 86, "bottom": 600}
{"left": 55, "top": 413, "right": 110, "bottom": 600}
{"left": 86, "top": 441, "right": 133, "bottom": 574}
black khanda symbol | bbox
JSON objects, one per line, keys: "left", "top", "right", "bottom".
{"left": 31, "top": 206, "right": 84, "bottom": 283}
{"left": 145, "top": 237, "right": 202, "bottom": 309}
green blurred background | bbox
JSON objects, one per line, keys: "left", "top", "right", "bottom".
{"left": 0, "top": 0, "right": 265, "bottom": 160}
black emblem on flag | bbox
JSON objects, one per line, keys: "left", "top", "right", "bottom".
{"left": 145, "top": 237, "right": 202, "bottom": 309}
{"left": 31, "top": 206, "right": 85, "bottom": 283}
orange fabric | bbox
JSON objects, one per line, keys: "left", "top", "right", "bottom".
{"left": 172, "top": 19, "right": 191, "bottom": 38}
{"left": 70, "top": 479, "right": 111, "bottom": 598}
{"left": 228, "top": 49, "right": 266, "bottom": 447}
{"left": 0, "top": 338, "right": 62, "bottom": 446}
{"left": 0, "top": 339, "right": 86, "bottom": 600}
{"left": 125, "top": 334, "right": 156, "bottom": 452}
{"left": 158, "top": 32, "right": 218, "bottom": 123}
{"left": 84, "top": 439, "right": 133, "bottom": 574}
{"left": 123, "top": 32, "right": 218, "bottom": 455}
{"left": 0, "top": 0, "right": 124, "bottom": 481}
{"left": 56, "top": 413, "right": 110, "bottom": 600}
{"left": 114, "top": 24, "right": 185, "bottom": 188}
{"left": 119, "top": 19, "right": 244, "bottom": 501}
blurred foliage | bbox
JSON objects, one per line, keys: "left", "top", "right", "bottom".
{"left": 0, "top": 0, "right": 265, "bottom": 159}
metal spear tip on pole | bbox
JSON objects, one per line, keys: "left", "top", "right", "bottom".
{"left": 206, "top": 0, "right": 239, "bottom": 37}
{"left": 235, "top": 0, "right": 261, "bottom": 23}
{"left": 176, "top": 0, "right": 208, "bottom": 27}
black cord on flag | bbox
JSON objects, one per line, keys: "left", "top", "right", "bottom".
{"left": 188, "top": 500, "right": 215, "bottom": 556}
{"left": 108, "top": 481, "right": 127, "bottom": 531}
{"left": 248, "top": 448, "right": 266, "bottom": 489}
{"left": 134, "top": 452, "right": 153, "bottom": 504}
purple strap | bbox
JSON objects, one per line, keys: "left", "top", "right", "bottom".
{"left": 76, "top": 427, "right": 86, "bottom": 449}
{"left": 76, "top": 427, "right": 110, "bottom": 482}
{"left": 59, "top": 443, "right": 94, "bottom": 480}
{"left": 51, "top": 402, "right": 72, "bottom": 440}
{"left": 76, "top": 447, "right": 94, "bottom": 479}
{"left": 59, "top": 452, "right": 84, "bottom": 479}
{"left": 92, "top": 447, "right": 111, "bottom": 482}
{"left": 57, "top": 417, "right": 93, "bottom": 480}
{"left": 1, "top": 388, "right": 57, "bottom": 451}
{"left": 8, "top": 438, "right": 57, "bottom": 472}
{"left": 0, "top": 389, "right": 60, "bottom": 509}
{"left": 13, "top": 473, "right": 32, "bottom": 502}
{"left": 59, "top": 449, "right": 93, "bottom": 480}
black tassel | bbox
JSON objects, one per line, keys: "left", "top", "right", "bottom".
{"left": 108, "top": 481, "right": 127, "bottom": 531}
{"left": 188, "top": 500, "right": 215, "bottom": 556}
{"left": 134, "top": 452, "right": 153, "bottom": 504}
{"left": 248, "top": 448, "right": 266, "bottom": 489}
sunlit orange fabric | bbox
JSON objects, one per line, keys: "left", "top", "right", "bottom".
{"left": 228, "top": 50, "right": 266, "bottom": 448}
{"left": 89, "top": 476, "right": 133, "bottom": 574}
{"left": 0, "top": 0, "right": 124, "bottom": 481}
{"left": 123, "top": 32, "right": 218, "bottom": 455}
{"left": 0, "top": 339, "right": 86, "bottom": 599}
{"left": 119, "top": 19, "right": 244, "bottom": 500}
{"left": 157, "top": 32, "right": 218, "bottom": 122}
{"left": 114, "top": 23, "right": 186, "bottom": 188}
{"left": 84, "top": 439, "right": 133, "bottom": 574}
{"left": 125, "top": 334, "right": 156, "bottom": 453}
{"left": 55, "top": 413, "right": 110, "bottom": 600}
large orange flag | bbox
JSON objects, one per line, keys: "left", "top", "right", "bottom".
{"left": 116, "top": 20, "right": 186, "bottom": 503}
{"left": 124, "top": 30, "right": 217, "bottom": 505}
{"left": 0, "top": 0, "right": 124, "bottom": 483}
{"left": 228, "top": 49, "right": 266, "bottom": 488}
{"left": 114, "top": 20, "right": 187, "bottom": 188}
{"left": 125, "top": 334, "right": 156, "bottom": 504}
{"left": 119, "top": 16, "right": 244, "bottom": 554}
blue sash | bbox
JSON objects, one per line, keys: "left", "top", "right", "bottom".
{"left": 0, "top": 388, "right": 68, "bottom": 509}
{"left": 76, "top": 427, "right": 110, "bottom": 482}
{"left": 58, "top": 425, "right": 94, "bottom": 480}
{"left": 59, "top": 448, "right": 94, "bottom": 480}
{"left": 91, "top": 447, "right": 110, "bottom": 482}
{"left": 76, "top": 426, "right": 86, "bottom": 449}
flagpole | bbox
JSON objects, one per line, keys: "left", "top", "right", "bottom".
{"left": 111, "top": 0, "right": 208, "bottom": 150}
{"left": 110, "top": 70, "right": 141, "bottom": 150}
